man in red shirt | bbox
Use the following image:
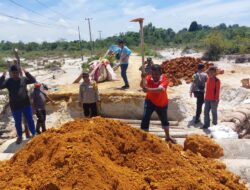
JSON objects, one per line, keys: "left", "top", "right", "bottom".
{"left": 140, "top": 64, "right": 176, "bottom": 143}
{"left": 203, "top": 66, "right": 221, "bottom": 129}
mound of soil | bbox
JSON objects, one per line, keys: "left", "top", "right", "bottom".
{"left": 0, "top": 118, "right": 246, "bottom": 190}
{"left": 184, "top": 135, "right": 224, "bottom": 159}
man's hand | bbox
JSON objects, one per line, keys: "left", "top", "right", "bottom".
{"left": 78, "top": 102, "right": 82, "bottom": 107}
{"left": 22, "top": 68, "right": 28, "bottom": 73}
{"left": 142, "top": 87, "right": 148, "bottom": 93}
{"left": 2, "top": 71, "right": 7, "bottom": 77}
{"left": 190, "top": 92, "right": 193, "bottom": 98}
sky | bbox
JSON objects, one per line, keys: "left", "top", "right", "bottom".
{"left": 0, "top": 0, "right": 250, "bottom": 42}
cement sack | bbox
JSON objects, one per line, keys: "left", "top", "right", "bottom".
{"left": 219, "top": 122, "right": 237, "bottom": 131}
{"left": 222, "top": 112, "right": 246, "bottom": 124}
{"left": 209, "top": 125, "right": 238, "bottom": 139}
{"left": 235, "top": 108, "right": 250, "bottom": 118}
{"left": 243, "top": 98, "right": 250, "bottom": 104}
{"left": 211, "top": 131, "right": 238, "bottom": 139}
{"left": 106, "top": 64, "right": 116, "bottom": 81}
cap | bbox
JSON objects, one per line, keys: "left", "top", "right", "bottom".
{"left": 34, "top": 83, "right": 41, "bottom": 88}
{"left": 198, "top": 64, "right": 204, "bottom": 70}
{"left": 10, "top": 65, "right": 18, "bottom": 72}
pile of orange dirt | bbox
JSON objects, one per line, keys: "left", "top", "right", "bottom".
{"left": 184, "top": 134, "right": 224, "bottom": 159}
{"left": 0, "top": 118, "right": 246, "bottom": 190}
{"left": 161, "top": 57, "right": 224, "bottom": 86}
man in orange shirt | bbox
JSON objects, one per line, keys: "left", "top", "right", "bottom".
{"left": 203, "top": 66, "right": 221, "bottom": 129}
{"left": 140, "top": 64, "right": 176, "bottom": 143}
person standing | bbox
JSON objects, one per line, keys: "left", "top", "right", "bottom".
{"left": 139, "top": 57, "right": 154, "bottom": 76}
{"left": 78, "top": 73, "right": 100, "bottom": 118}
{"left": 203, "top": 66, "right": 221, "bottom": 129}
{"left": 0, "top": 65, "right": 36, "bottom": 144}
{"left": 31, "top": 83, "right": 55, "bottom": 134}
{"left": 190, "top": 64, "right": 208, "bottom": 124}
{"left": 140, "top": 64, "right": 176, "bottom": 143}
{"left": 117, "top": 39, "right": 132, "bottom": 89}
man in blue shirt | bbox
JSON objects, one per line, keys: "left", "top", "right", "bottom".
{"left": 117, "top": 39, "right": 132, "bottom": 89}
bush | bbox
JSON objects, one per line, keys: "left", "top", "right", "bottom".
{"left": 202, "top": 32, "right": 224, "bottom": 61}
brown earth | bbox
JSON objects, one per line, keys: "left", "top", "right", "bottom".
{"left": 161, "top": 57, "right": 224, "bottom": 86}
{"left": 184, "top": 135, "right": 224, "bottom": 159}
{"left": 0, "top": 117, "right": 246, "bottom": 190}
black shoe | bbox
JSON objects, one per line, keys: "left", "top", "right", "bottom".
{"left": 121, "top": 85, "right": 129, "bottom": 89}
{"left": 202, "top": 125, "right": 209, "bottom": 129}
{"left": 194, "top": 119, "right": 201, "bottom": 124}
{"left": 16, "top": 137, "right": 23, "bottom": 145}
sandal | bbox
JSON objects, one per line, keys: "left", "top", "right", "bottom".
{"left": 165, "top": 137, "right": 177, "bottom": 144}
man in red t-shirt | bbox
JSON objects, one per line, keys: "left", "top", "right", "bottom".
{"left": 203, "top": 66, "right": 221, "bottom": 129}
{"left": 140, "top": 64, "right": 176, "bottom": 143}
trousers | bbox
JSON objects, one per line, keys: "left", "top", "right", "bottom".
{"left": 194, "top": 91, "right": 205, "bottom": 121}
{"left": 204, "top": 100, "right": 219, "bottom": 128}
{"left": 141, "top": 100, "right": 169, "bottom": 131}
{"left": 83, "top": 103, "right": 97, "bottom": 118}
{"left": 11, "top": 105, "right": 36, "bottom": 137}
{"left": 121, "top": 64, "right": 129, "bottom": 86}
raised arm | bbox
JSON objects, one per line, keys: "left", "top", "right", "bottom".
{"left": 23, "top": 69, "right": 36, "bottom": 84}
{"left": 0, "top": 72, "right": 8, "bottom": 90}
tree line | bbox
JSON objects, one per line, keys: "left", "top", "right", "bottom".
{"left": 0, "top": 21, "right": 249, "bottom": 60}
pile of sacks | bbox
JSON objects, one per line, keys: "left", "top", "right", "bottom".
{"left": 89, "top": 58, "right": 116, "bottom": 82}
{"left": 161, "top": 57, "right": 224, "bottom": 86}
{"left": 210, "top": 100, "right": 250, "bottom": 139}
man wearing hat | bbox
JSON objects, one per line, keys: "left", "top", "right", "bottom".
{"left": 190, "top": 64, "right": 208, "bottom": 124}
{"left": 31, "top": 83, "right": 55, "bottom": 134}
{"left": 0, "top": 65, "right": 36, "bottom": 144}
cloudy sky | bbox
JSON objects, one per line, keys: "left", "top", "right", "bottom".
{"left": 0, "top": 0, "right": 250, "bottom": 42}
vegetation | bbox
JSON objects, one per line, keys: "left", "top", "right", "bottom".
{"left": 0, "top": 21, "right": 249, "bottom": 61}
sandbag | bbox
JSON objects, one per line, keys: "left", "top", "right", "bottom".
{"left": 235, "top": 108, "right": 250, "bottom": 118}
{"left": 219, "top": 122, "right": 237, "bottom": 131}
{"left": 208, "top": 125, "right": 238, "bottom": 139}
{"left": 221, "top": 112, "right": 246, "bottom": 124}
{"left": 106, "top": 64, "right": 116, "bottom": 81}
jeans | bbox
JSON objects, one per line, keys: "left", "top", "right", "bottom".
{"left": 194, "top": 91, "right": 205, "bottom": 121}
{"left": 204, "top": 100, "right": 219, "bottom": 128}
{"left": 83, "top": 103, "right": 97, "bottom": 117}
{"left": 11, "top": 105, "right": 36, "bottom": 138}
{"left": 36, "top": 109, "right": 46, "bottom": 133}
{"left": 141, "top": 100, "right": 169, "bottom": 131}
{"left": 121, "top": 64, "right": 129, "bottom": 86}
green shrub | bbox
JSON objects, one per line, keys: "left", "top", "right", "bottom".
{"left": 202, "top": 32, "right": 224, "bottom": 61}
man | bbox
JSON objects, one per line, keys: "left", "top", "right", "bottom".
{"left": 140, "top": 64, "right": 176, "bottom": 143}
{"left": 190, "top": 64, "right": 208, "bottom": 124}
{"left": 31, "top": 83, "right": 55, "bottom": 134}
{"left": 139, "top": 57, "right": 154, "bottom": 75}
{"left": 78, "top": 73, "right": 100, "bottom": 118}
{"left": 203, "top": 66, "right": 221, "bottom": 129}
{"left": 117, "top": 39, "right": 132, "bottom": 89}
{"left": 0, "top": 65, "right": 36, "bottom": 144}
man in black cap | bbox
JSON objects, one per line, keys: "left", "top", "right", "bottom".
{"left": 190, "top": 64, "right": 208, "bottom": 124}
{"left": 0, "top": 65, "right": 36, "bottom": 144}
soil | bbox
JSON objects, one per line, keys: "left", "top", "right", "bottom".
{"left": 184, "top": 134, "right": 224, "bottom": 158}
{"left": 0, "top": 117, "right": 246, "bottom": 190}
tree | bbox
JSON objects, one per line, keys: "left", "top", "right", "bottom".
{"left": 189, "top": 21, "right": 200, "bottom": 32}
{"left": 202, "top": 32, "right": 224, "bottom": 61}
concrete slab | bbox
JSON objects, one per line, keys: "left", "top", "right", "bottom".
{"left": 222, "top": 159, "right": 250, "bottom": 189}
{"left": 0, "top": 138, "right": 29, "bottom": 154}
{"left": 0, "top": 153, "right": 14, "bottom": 161}
{"left": 215, "top": 139, "right": 250, "bottom": 159}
